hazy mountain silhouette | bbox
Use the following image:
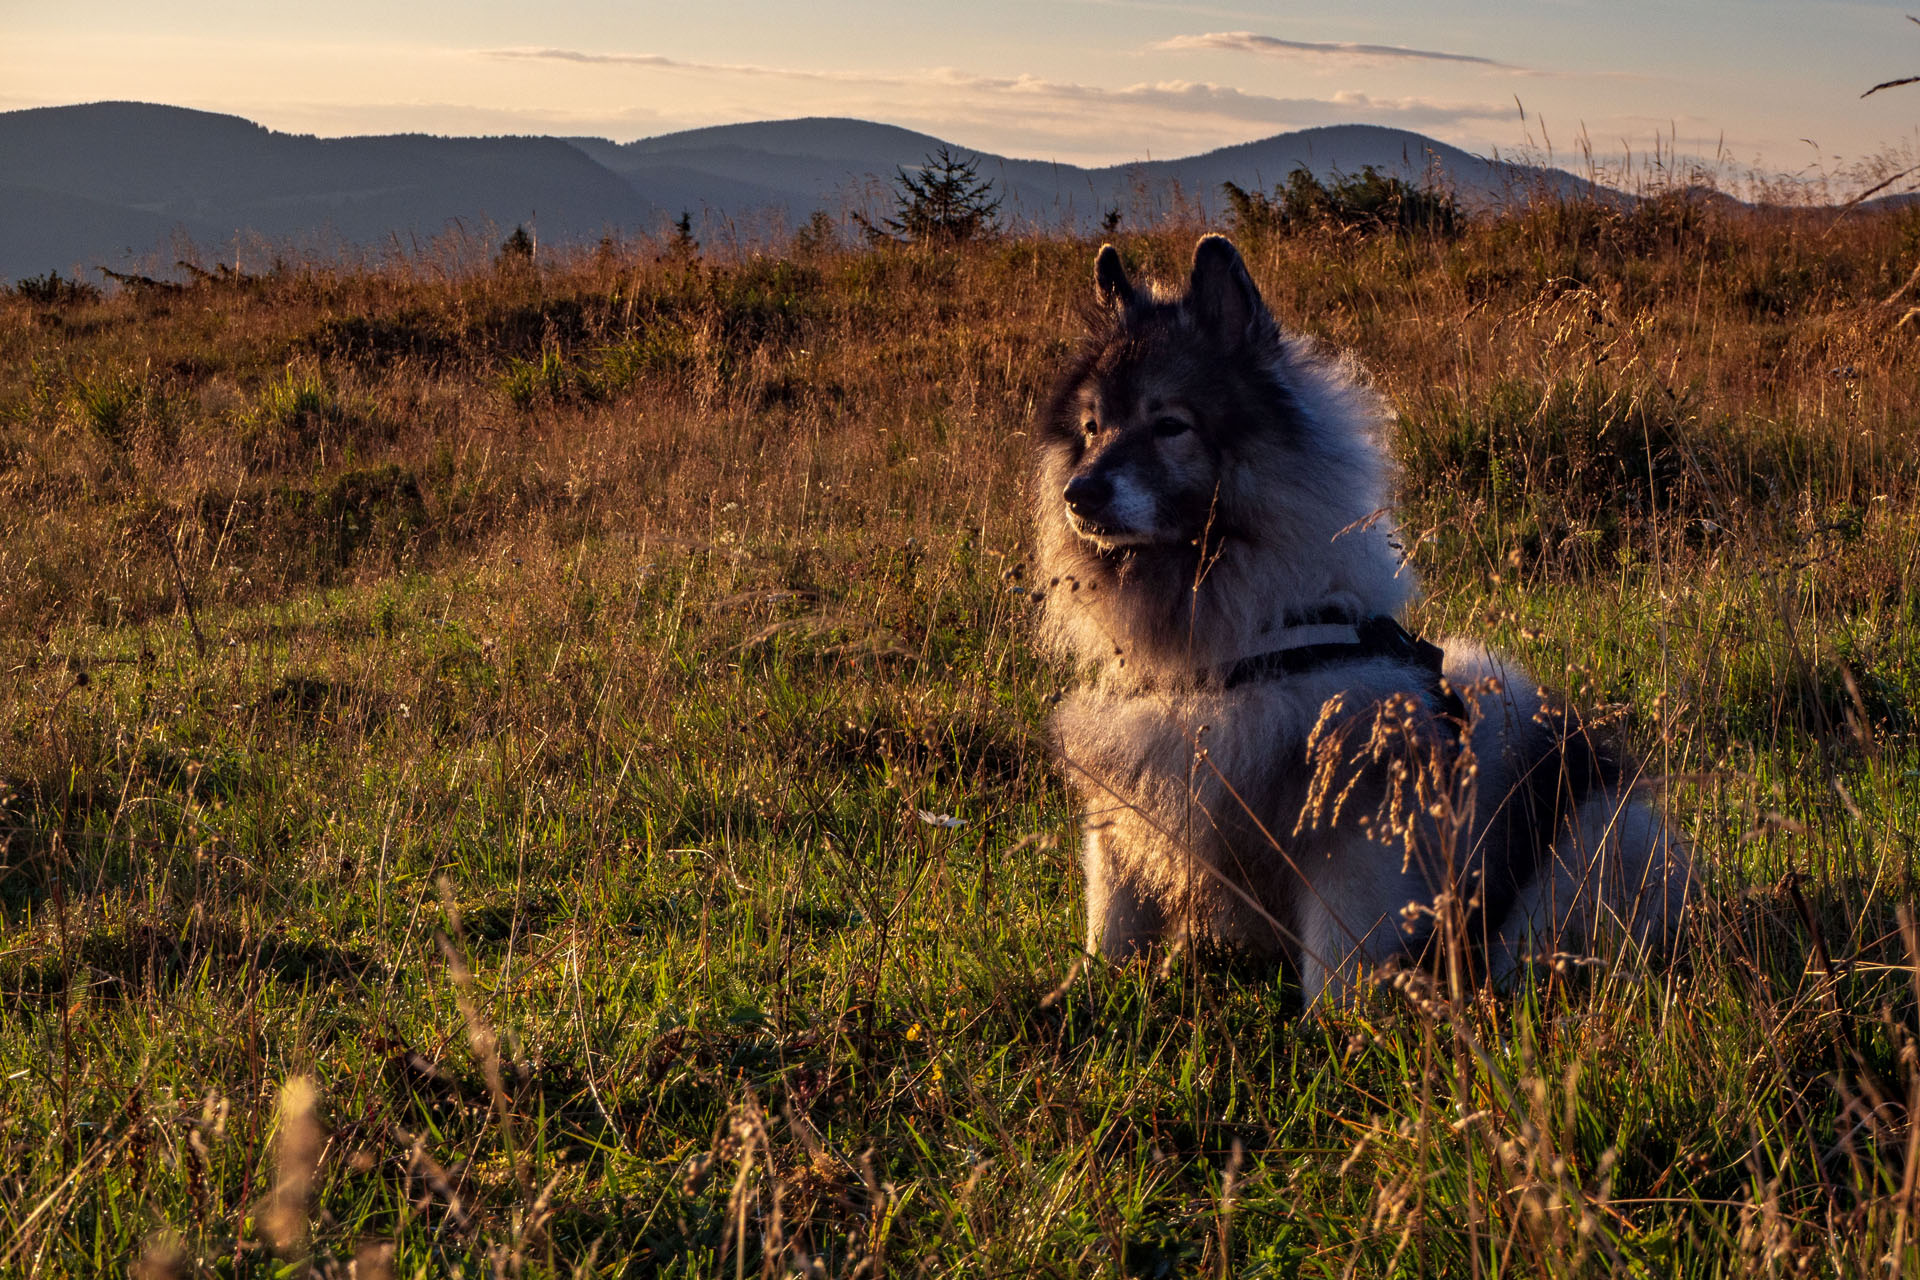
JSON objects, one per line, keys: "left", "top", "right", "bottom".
{"left": 1115, "top": 125, "right": 1598, "bottom": 210}
{"left": 584, "top": 116, "right": 1603, "bottom": 228}
{"left": 572, "top": 118, "right": 1100, "bottom": 225}
{"left": 1, "top": 102, "right": 1610, "bottom": 283}
{"left": 0, "top": 102, "right": 650, "bottom": 281}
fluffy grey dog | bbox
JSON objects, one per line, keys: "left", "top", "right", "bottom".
{"left": 1033, "top": 235, "right": 1690, "bottom": 1002}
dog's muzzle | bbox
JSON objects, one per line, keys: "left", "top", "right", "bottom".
{"left": 1063, "top": 474, "right": 1110, "bottom": 520}
{"left": 1063, "top": 473, "right": 1158, "bottom": 547}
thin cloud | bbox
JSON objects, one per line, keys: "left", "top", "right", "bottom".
{"left": 919, "top": 69, "right": 1511, "bottom": 132}
{"left": 481, "top": 48, "right": 1508, "bottom": 135}
{"left": 484, "top": 48, "right": 873, "bottom": 84}
{"left": 1156, "top": 31, "right": 1525, "bottom": 71}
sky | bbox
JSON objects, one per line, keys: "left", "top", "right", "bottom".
{"left": 7, "top": 1, "right": 1920, "bottom": 184}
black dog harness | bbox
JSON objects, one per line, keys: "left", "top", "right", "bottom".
{"left": 1212, "top": 609, "right": 1503, "bottom": 969}
{"left": 1213, "top": 608, "right": 1619, "bottom": 976}
{"left": 1213, "top": 610, "right": 1468, "bottom": 727}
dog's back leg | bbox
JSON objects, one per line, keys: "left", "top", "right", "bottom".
{"left": 1489, "top": 791, "right": 1690, "bottom": 981}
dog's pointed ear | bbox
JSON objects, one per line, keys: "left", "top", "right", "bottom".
{"left": 1095, "top": 243, "right": 1134, "bottom": 309}
{"left": 1187, "top": 235, "right": 1273, "bottom": 347}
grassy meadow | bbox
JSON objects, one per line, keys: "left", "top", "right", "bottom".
{"left": 4, "top": 190, "right": 1920, "bottom": 1276}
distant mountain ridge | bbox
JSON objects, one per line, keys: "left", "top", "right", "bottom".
{"left": 0, "top": 101, "right": 1609, "bottom": 283}
{"left": 0, "top": 102, "right": 652, "bottom": 281}
{"left": 577, "top": 116, "right": 1605, "bottom": 229}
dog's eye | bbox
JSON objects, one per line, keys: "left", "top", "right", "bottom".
{"left": 1081, "top": 419, "right": 1099, "bottom": 438}
{"left": 1152, "top": 417, "right": 1191, "bottom": 439}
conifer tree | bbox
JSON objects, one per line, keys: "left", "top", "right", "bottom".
{"left": 863, "top": 147, "right": 1002, "bottom": 245}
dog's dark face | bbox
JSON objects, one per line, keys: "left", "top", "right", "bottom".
{"left": 1040, "top": 236, "right": 1300, "bottom": 552}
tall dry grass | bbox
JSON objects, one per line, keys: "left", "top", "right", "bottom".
{"left": 1, "top": 192, "right": 1919, "bottom": 1274}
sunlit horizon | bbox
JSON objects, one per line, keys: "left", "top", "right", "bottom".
{"left": 9, "top": 2, "right": 1920, "bottom": 184}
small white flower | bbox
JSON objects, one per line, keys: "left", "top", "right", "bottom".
{"left": 916, "top": 810, "right": 965, "bottom": 829}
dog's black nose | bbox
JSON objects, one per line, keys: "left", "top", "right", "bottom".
{"left": 1064, "top": 474, "right": 1111, "bottom": 516}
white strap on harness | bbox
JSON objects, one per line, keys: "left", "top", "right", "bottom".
{"left": 1224, "top": 620, "right": 1360, "bottom": 667}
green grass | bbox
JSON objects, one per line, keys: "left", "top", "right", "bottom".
{"left": 4, "top": 203, "right": 1920, "bottom": 1275}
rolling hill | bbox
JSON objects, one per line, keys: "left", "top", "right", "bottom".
{"left": 0, "top": 102, "right": 1610, "bottom": 282}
